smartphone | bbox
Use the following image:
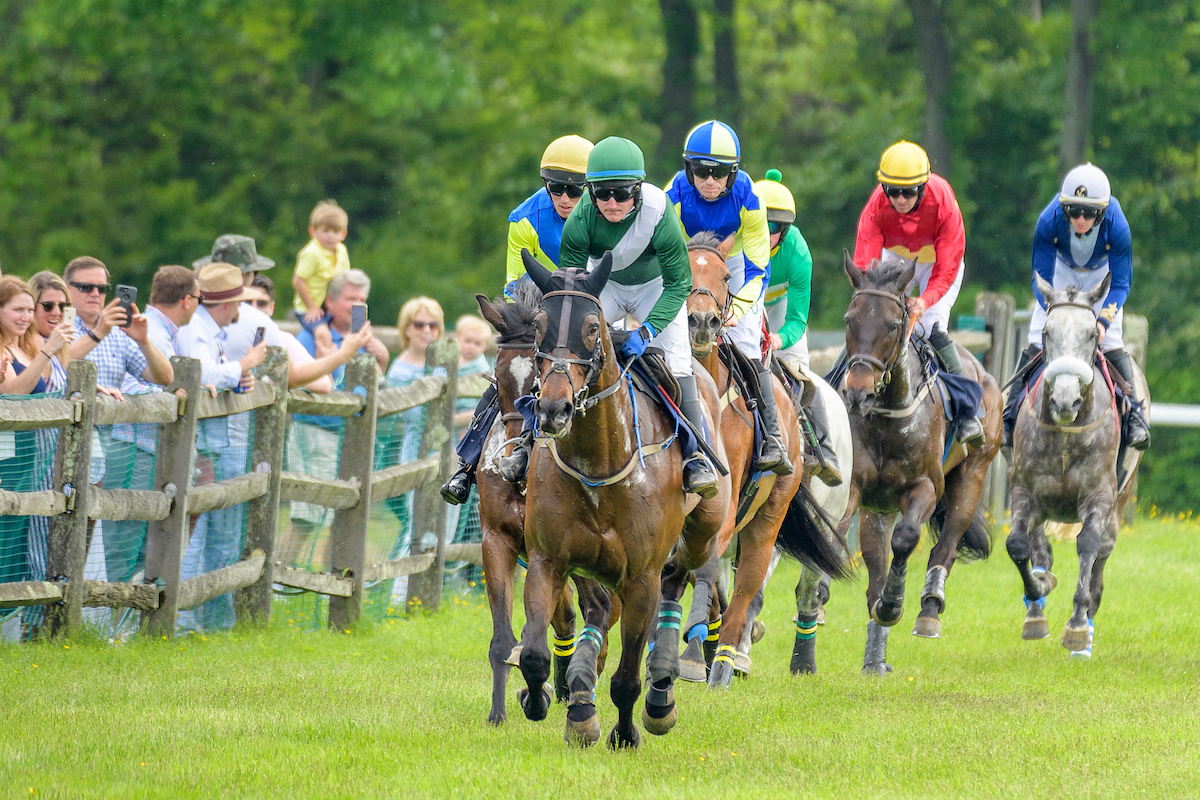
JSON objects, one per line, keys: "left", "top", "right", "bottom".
{"left": 63, "top": 306, "right": 77, "bottom": 327}
{"left": 115, "top": 285, "right": 137, "bottom": 328}
{"left": 253, "top": 326, "right": 266, "bottom": 347}
{"left": 351, "top": 303, "right": 367, "bottom": 333}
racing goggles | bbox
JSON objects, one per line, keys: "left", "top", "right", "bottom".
{"left": 590, "top": 183, "right": 640, "bottom": 203}
{"left": 768, "top": 221, "right": 791, "bottom": 236}
{"left": 545, "top": 181, "right": 585, "bottom": 199}
{"left": 687, "top": 158, "right": 736, "bottom": 181}
{"left": 1064, "top": 205, "right": 1100, "bottom": 220}
{"left": 882, "top": 184, "right": 921, "bottom": 200}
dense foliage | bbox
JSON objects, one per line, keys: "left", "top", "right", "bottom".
{"left": 1, "top": 0, "right": 1198, "bottom": 506}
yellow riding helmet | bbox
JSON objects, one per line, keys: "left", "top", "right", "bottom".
{"left": 876, "top": 140, "right": 930, "bottom": 187}
{"left": 540, "top": 135, "right": 594, "bottom": 184}
{"left": 754, "top": 169, "right": 796, "bottom": 225}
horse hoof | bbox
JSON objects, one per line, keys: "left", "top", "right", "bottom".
{"left": 678, "top": 639, "right": 707, "bottom": 683}
{"left": 1061, "top": 625, "right": 1093, "bottom": 653}
{"left": 872, "top": 600, "right": 904, "bottom": 627}
{"left": 564, "top": 708, "right": 601, "bottom": 747}
{"left": 708, "top": 658, "right": 734, "bottom": 689}
{"left": 816, "top": 606, "right": 826, "bottom": 625}
{"left": 1068, "top": 648, "right": 1092, "bottom": 660}
{"left": 517, "top": 683, "right": 553, "bottom": 722}
{"left": 608, "top": 725, "right": 641, "bottom": 750}
{"left": 733, "top": 650, "right": 752, "bottom": 676}
{"left": 487, "top": 709, "right": 507, "bottom": 727}
{"left": 750, "top": 619, "right": 766, "bottom": 644}
{"left": 505, "top": 644, "right": 522, "bottom": 667}
{"left": 1022, "top": 618, "right": 1050, "bottom": 640}
{"left": 790, "top": 639, "right": 817, "bottom": 676}
{"left": 861, "top": 661, "right": 893, "bottom": 677}
{"left": 912, "top": 616, "right": 941, "bottom": 639}
{"left": 641, "top": 703, "right": 678, "bottom": 736}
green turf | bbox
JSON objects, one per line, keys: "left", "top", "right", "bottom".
{"left": 2, "top": 517, "right": 1198, "bottom": 799}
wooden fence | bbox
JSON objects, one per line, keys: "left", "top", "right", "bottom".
{"left": 0, "top": 340, "right": 487, "bottom": 638}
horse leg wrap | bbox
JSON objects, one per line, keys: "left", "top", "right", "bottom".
{"left": 647, "top": 601, "right": 682, "bottom": 684}
{"left": 795, "top": 612, "right": 819, "bottom": 642}
{"left": 552, "top": 632, "right": 577, "bottom": 703}
{"left": 703, "top": 617, "right": 722, "bottom": 665}
{"left": 566, "top": 625, "right": 602, "bottom": 689}
{"left": 875, "top": 564, "right": 907, "bottom": 625}
{"left": 684, "top": 581, "right": 713, "bottom": 643}
{"left": 791, "top": 612, "right": 820, "bottom": 675}
{"left": 708, "top": 643, "right": 738, "bottom": 688}
{"left": 862, "top": 620, "right": 892, "bottom": 674}
{"left": 920, "top": 566, "right": 947, "bottom": 614}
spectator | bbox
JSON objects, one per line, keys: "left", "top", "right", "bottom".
{"left": 27, "top": 272, "right": 76, "bottom": 393}
{"left": 452, "top": 314, "right": 492, "bottom": 414}
{"left": 192, "top": 235, "right": 289, "bottom": 362}
{"left": 175, "top": 263, "right": 267, "bottom": 630}
{"left": 292, "top": 200, "right": 350, "bottom": 330}
{"left": 280, "top": 270, "right": 385, "bottom": 567}
{"left": 447, "top": 313, "right": 493, "bottom": 590}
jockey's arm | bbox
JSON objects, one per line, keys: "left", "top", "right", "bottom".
{"left": 727, "top": 203, "right": 770, "bottom": 321}
{"left": 1031, "top": 201, "right": 1063, "bottom": 309}
{"left": 642, "top": 209, "right": 693, "bottom": 335}
{"left": 852, "top": 191, "right": 887, "bottom": 269}
{"left": 920, "top": 187, "right": 966, "bottom": 309}
{"left": 506, "top": 218, "right": 545, "bottom": 291}
{"left": 773, "top": 228, "right": 813, "bottom": 350}
{"left": 1098, "top": 203, "right": 1133, "bottom": 328}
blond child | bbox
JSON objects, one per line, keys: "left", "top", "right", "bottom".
{"left": 292, "top": 200, "right": 350, "bottom": 328}
{"left": 454, "top": 315, "right": 493, "bottom": 414}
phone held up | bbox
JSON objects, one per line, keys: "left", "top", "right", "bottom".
{"left": 253, "top": 326, "right": 266, "bottom": 347}
{"left": 63, "top": 306, "right": 77, "bottom": 328}
{"left": 115, "top": 285, "right": 137, "bottom": 328}
{"left": 351, "top": 303, "right": 367, "bottom": 333}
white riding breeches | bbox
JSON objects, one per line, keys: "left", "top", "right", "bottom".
{"left": 1027, "top": 257, "right": 1124, "bottom": 352}
{"left": 765, "top": 298, "right": 809, "bottom": 373}
{"left": 599, "top": 277, "right": 693, "bottom": 377}
{"left": 723, "top": 251, "right": 765, "bottom": 362}
{"left": 878, "top": 249, "right": 964, "bottom": 338}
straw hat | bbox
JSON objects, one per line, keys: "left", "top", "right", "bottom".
{"left": 197, "top": 263, "right": 260, "bottom": 304}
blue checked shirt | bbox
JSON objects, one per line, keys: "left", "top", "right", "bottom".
{"left": 74, "top": 315, "right": 152, "bottom": 390}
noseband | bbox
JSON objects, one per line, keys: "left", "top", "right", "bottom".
{"left": 535, "top": 288, "right": 623, "bottom": 415}
{"left": 687, "top": 244, "right": 733, "bottom": 326}
{"left": 847, "top": 288, "right": 911, "bottom": 395}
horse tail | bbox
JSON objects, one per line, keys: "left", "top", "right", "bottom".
{"left": 775, "top": 482, "right": 854, "bottom": 581}
{"left": 927, "top": 501, "right": 992, "bottom": 563}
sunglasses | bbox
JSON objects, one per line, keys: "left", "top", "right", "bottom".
{"left": 243, "top": 298, "right": 272, "bottom": 309}
{"left": 590, "top": 184, "right": 639, "bottom": 203}
{"left": 883, "top": 185, "right": 921, "bottom": 200}
{"left": 688, "top": 160, "right": 735, "bottom": 180}
{"left": 39, "top": 301, "right": 71, "bottom": 312}
{"left": 1065, "top": 205, "right": 1100, "bottom": 220}
{"left": 545, "top": 181, "right": 585, "bottom": 199}
{"left": 768, "top": 221, "right": 791, "bottom": 236}
{"left": 411, "top": 320, "right": 439, "bottom": 330}
{"left": 69, "top": 281, "right": 111, "bottom": 295}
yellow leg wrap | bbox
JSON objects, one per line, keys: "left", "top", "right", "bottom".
{"left": 713, "top": 643, "right": 737, "bottom": 665}
{"left": 553, "top": 634, "right": 577, "bottom": 658}
{"left": 706, "top": 618, "right": 722, "bottom": 642}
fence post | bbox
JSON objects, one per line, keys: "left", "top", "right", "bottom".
{"left": 142, "top": 357, "right": 201, "bottom": 637}
{"left": 235, "top": 347, "right": 289, "bottom": 626}
{"left": 328, "top": 353, "right": 378, "bottom": 630}
{"left": 1123, "top": 312, "right": 1149, "bottom": 526}
{"left": 975, "top": 292, "right": 1016, "bottom": 522}
{"left": 406, "top": 339, "right": 460, "bottom": 612}
{"left": 45, "top": 359, "right": 98, "bottom": 636}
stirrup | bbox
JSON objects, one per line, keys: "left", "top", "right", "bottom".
{"left": 958, "top": 416, "right": 985, "bottom": 448}
{"left": 683, "top": 454, "right": 719, "bottom": 499}
{"left": 755, "top": 436, "right": 794, "bottom": 476}
{"left": 497, "top": 435, "right": 532, "bottom": 484}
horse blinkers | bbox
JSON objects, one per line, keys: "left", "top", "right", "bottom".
{"left": 533, "top": 289, "right": 605, "bottom": 437}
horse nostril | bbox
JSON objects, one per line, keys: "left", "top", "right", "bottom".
{"left": 708, "top": 316, "right": 720, "bottom": 332}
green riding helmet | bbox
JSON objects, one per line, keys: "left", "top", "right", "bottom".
{"left": 585, "top": 137, "right": 647, "bottom": 184}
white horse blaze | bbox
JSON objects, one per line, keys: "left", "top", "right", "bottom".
{"left": 508, "top": 355, "right": 534, "bottom": 390}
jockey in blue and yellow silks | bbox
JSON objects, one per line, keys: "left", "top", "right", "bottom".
{"left": 442, "top": 135, "right": 594, "bottom": 505}
{"left": 665, "top": 119, "right": 792, "bottom": 475}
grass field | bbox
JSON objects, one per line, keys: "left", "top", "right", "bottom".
{"left": 3, "top": 516, "right": 1199, "bottom": 799}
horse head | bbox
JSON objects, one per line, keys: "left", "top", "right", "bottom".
{"left": 522, "top": 248, "right": 614, "bottom": 438}
{"left": 841, "top": 250, "right": 916, "bottom": 415}
{"left": 686, "top": 232, "right": 735, "bottom": 356}
{"left": 476, "top": 276, "right": 543, "bottom": 429}
{"left": 1037, "top": 272, "right": 1110, "bottom": 425}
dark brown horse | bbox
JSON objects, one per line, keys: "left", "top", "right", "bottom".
{"left": 683, "top": 234, "right": 850, "bottom": 687}
{"left": 517, "top": 251, "right": 732, "bottom": 748}
{"left": 472, "top": 280, "right": 617, "bottom": 725}
{"left": 839, "top": 254, "right": 1001, "bottom": 675}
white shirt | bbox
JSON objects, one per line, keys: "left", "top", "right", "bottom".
{"left": 223, "top": 303, "right": 287, "bottom": 361}
{"left": 175, "top": 306, "right": 242, "bottom": 391}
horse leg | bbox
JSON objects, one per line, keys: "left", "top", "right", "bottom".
{"left": 704, "top": 563, "right": 730, "bottom": 666}
{"left": 610, "top": 574, "right": 658, "bottom": 750}
{"left": 1063, "top": 492, "right": 1117, "bottom": 657}
{"left": 859, "top": 509, "right": 895, "bottom": 676}
{"left": 549, "top": 579, "right": 578, "bottom": 703}
{"left": 562, "top": 577, "right": 613, "bottom": 747}
{"left": 874, "top": 478, "right": 937, "bottom": 627}
{"left": 679, "top": 555, "right": 720, "bottom": 683}
{"left": 643, "top": 562, "right": 687, "bottom": 734}
{"left": 791, "top": 564, "right": 822, "bottom": 675}
{"left": 481, "top": 530, "right": 519, "bottom": 725}
{"left": 1006, "top": 488, "right": 1054, "bottom": 640}
{"left": 709, "top": 514, "right": 779, "bottom": 689}
{"left": 736, "top": 548, "right": 780, "bottom": 675}
{"left": 913, "top": 465, "right": 987, "bottom": 638}
{"left": 517, "top": 556, "right": 563, "bottom": 722}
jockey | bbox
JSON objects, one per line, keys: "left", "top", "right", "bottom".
{"left": 665, "top": 120, "right": 793, "bottom": 476}
{"left": 852, "top": 140, "right": 984, "bottom": 447}
{"left": 1003, "top": 162, "right": 1149, "bottom": 450}
{"left": 755, "top": 169, "right": 842, "bottom": 486}
{"left": 441, "top": 135, "right": 593, "bottom": 504}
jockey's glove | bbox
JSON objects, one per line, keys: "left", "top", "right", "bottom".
{"left": 619, "top": 323, "right": 656, "bottom": 361}
{"left": 503, "top": 280, "right": 518, "bottom": 301}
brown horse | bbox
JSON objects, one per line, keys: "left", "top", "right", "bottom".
{"left": 517, "top": 251, "right": 732, "bottom": 749}
{"left": 472, "top": 280, "right": 617, "bottom": 725}
{"left": 683, "top": 233, "right": 850, "bottom": 687}
{"left": 839, "top": 254, "right": 1001, "bottom": 675}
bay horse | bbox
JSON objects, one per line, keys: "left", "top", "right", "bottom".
{"left": 683, "top": 233, "right": 851, "bottom": 686}
{"left": 839, "top": 253, "right": 1001, "bottom": 675}
{"left": 1006, "top": 273, "right": 1147, "bottom": 657}
{"left": 517, "top": 250, "right": 733, "bottom": 749}
{"left": 472, "top": 279, "right": 617, "bottom": 724}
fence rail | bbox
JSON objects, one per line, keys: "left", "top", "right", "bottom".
{"left": 0, "top": 338, "right": 472, "bottom": 639}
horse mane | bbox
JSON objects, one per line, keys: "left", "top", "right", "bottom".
{"left": 860, "top": 259, "right": 912, "bottom": 291}
{"left": 493, "top": 276, "right": 543, "bottom": 344}
{"left": 687, "top": 231, "right": 724, "bottom": 251}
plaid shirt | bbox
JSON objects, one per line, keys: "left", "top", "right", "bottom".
{"left": 114, "top": 306, "right": 178, "bottom": 452}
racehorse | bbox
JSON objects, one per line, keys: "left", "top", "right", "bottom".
{"left": 683, "top": 233, "right": 851, "bottom": 685}
{"left": 516, "top": 250, "right": 733, "bottom": 749}
{"left": 839, "top": 253, "right": 1001, "bottom": 675}
{"left": 472, "top": 280, "right": 617, "bottom": 724}
{"left": 1005, "top": 273, "right": 1147, "bottom": 657}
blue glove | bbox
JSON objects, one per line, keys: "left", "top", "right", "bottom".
{"left": 619, "top": 323, "right": 655, "bottom": 361}
{"left": 503, "top": 280, "right": 518, "bottom": 301}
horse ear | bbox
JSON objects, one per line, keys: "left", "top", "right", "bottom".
{"left": 1084, "top": 272, "right": 1112, "bottom": 307}
{"left": 897, "top": 257, "right": 917, "bottom": 292}
{"left": 1035, "top": 273, "right": 1056, "bottom": 304}
{"left": 843, "top": 249, "right": 864, "bottom": 289}
{"left": 522, "top": 248, "right": 554, "bottom": 293}
{"left": 587, "top": 251, "right": 613, "bottom": 295}
{"left": 476, "top": 294, "right": 508, "bottom": 334}
{"left": 718, "top": 233, "right": 736, "bottom": 260}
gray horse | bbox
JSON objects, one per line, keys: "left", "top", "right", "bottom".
{"left": 1005, "top": 273, "right": 1147, "bottom": 658}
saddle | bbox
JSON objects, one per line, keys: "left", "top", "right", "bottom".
{"left": 609, "top": 329, "right": 681, "bottom": 406}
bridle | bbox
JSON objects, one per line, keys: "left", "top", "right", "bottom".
{"left": 687, "top": 244, "right": 734, "bottom": 327}
{"left": 495, "top": 338, "right": 535, "bottom": 426}
{"left": 847, "top": 288, "right": 912, "bottom": 396}
{"left": 534, "top": 288, "right": 624, "bottom": 415}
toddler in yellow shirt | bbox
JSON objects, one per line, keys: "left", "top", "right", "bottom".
{"left": 292, "top": 200, "right": 350, "bottom": 330}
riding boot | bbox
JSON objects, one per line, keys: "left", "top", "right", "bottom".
{"left": 755, "top": 363, "right": 795, "bottom": 476}
{"left": 440, "top": 460, "right": 474, "bottom": 505}
{"left": 441, "top": 386, "right": 499, "bottom": 501}
{"left": 802, "top": 387, "right": 843, "bottom": 486}
{"left": 497, "top": 430, "right": 533, "bottom": 483}
{"left": 1105, "top": 348, "right": 1151, "bottom": 450}
{"left": 929, "top": 324, "right": 984, "bottom": 448}
{"left": 678, "top": 374, "right": 720, "bottom": 499}
{"left": 1002, "top": 344, "right": 1040, "bottom": 448}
